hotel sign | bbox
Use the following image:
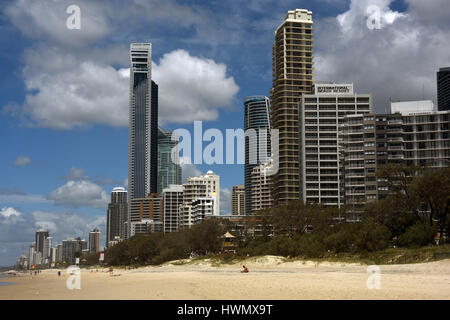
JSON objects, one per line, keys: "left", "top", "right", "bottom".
{"left": 315, "top": 84, "right": 353, "bottom": 95}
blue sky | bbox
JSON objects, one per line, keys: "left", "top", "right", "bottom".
{"left": 1, "top": 0, "right": 449, "bottom": 266}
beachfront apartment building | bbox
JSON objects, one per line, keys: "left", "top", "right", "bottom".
{"left": 299, "top": 82, "right": 372, "bottom": 207}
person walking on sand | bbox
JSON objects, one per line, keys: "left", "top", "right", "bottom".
{"left": 109, "top": 266, "right": 113, "bottom": 276}
{"left": 241, "top": 265, "right": 249, "bottom": 273}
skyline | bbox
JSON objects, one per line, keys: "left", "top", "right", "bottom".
{"left": 2, "top": 0, "right": 450, "bottom": 266}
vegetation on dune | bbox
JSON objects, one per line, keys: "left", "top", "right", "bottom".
{"left": 97, "top": 165, "right": 449, "bottom": 267}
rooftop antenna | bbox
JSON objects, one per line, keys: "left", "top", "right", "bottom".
{"left": 422, "top": 84, "right": 425, "bottom": 100}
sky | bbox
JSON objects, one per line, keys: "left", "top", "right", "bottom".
{"left": 1, "top": 0, "right": 450, "bottom": 266}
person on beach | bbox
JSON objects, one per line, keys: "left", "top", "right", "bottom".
{"left": 241, "top": 265, "right": 249, "bottom": 273}
{"left": 109, "top": 266, "right": 113, "bottom": 276}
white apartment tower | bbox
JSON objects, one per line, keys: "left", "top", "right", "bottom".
{"left": 299, "top": 83, "right": 372, "bottom": 207}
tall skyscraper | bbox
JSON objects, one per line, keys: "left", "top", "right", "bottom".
{"left": 271, "top": 9, "right": 314, "bottom": 205}
{"left": 157, "top": 128, "right": 182, "bottom": 195}
{"left": 437, "top": 67, "right": 450, "bottom": 111}
{"left": 128, "top": 43, "right": 158, "bottom": 237}
{"left": 231, "top": 185, "right": 245, "bottom": 215}
{"left": 106, "top": 187, "right": 128, "bottom": 247}
{"left": 244, "top": 96, "right": 271, "bottom": 214}
{"left": 299, "top": 83, "right": 372, "bottom": 207}
{"left": 128, "top": 43, "right": 158, "bottom": 200}
{"left": 89, "top": 227, "right": 100, "bottom": 253}
{"left": 35, "top": 229, "right": 49, "bottom": 257}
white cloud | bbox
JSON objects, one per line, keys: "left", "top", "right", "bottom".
{"left": 123, "top": 178, "right": 128, "bottom": 188}
{"left": 0, "top": 207, "right": 21, "bottom": 218}
{"left": 314, "top": 0, "right": 450, "bottom": 111}
{"left": 6, "top": 47, "right": 238, "bottom": 129}
{"left": 0, "top": 206, "right": 106, "bottom": 266}
{"left": 18, "top": 48, "right": 129, "bottom": 130}
{"left": 13, "top": 156, "right": 31, "bottom": 166}
{"left": 153, "top": 50, "right": 239, "bottom": 124}
{"left": 47, "top": 180, "right": 109, "bottom": 208}
{"left": 220, "top": 187, "right": 231, "bottom": 215}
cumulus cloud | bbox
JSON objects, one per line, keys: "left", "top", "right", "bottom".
{"left": 17, "top": 48, "right": 129, "bottom": 130}
{"left": 314, "top": 0, "right": 450, "bottom": 111}
{"left": 0, "top": 206, "right": 106, "bottom": 266}
{"left": 13, "top": 156, "right": 32, "bottom": 166}
{"left": 47, "top": 180, "right": 109, "bottom": 208}
{"left": 220, "top": 187, "right": 231, "bottom": 215}
{"left": 153, "top": 49, "right": 239, "bottom": 124}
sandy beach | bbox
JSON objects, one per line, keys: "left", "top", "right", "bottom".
{"left": 1, "top": 256, "right": 449, "bottom": 300}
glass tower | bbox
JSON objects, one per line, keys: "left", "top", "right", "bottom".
{"left": 157, "top": 127, "right": 182, "bottom": 195}
{"left": 128, "top": 43, "right": 158, "bottom": 200}
{"left": 244, "top": 96, "right": 271, "bottom": 214}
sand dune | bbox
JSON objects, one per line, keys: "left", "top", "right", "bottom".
{"left": 1, "top": 256, "right": 449, "bottom": 300}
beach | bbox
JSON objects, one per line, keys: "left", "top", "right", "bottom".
{"left": 1, "top": 256, "right": 449, "bottom": 300}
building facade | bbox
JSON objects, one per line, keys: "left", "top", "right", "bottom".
{"left": 129, "top": 193, "right": 163, "bottom": 237}
{"left": 244, "top": 96, "right": 271, "bottom": 214}
{"left": 299, "top": 83, "right": 372, "bottom": 207}
{"left": 251, "top": 163, "right": 274, "bottom": 212}
{"left": 271, "top": 9, "right": 314, "bottom": 205}
{"left": 163, "top": 184, "right": 184, "bottom": 233}
{"left": 128, "top": 43, "right": 158, "bottom": 236}
{"left": 106, "top": 187, "right": 128, "bottom": 247}
{"left": 157, "top": 128, "right": 182, "bottom": 195}
{"left": 89, "top": 227, "right": 100, "bottom": 253}
{"left": 437, "top": 67, "right": 450, "bottom": 111}
{"left": 231, "top": 185, "right": 245, "bottom": 215}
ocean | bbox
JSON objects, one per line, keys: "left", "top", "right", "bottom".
{"left": 0, "top": 273, "right": 16, "bottom": 286}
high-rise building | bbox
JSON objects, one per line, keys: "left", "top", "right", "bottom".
{"left": 251, "top": 164, "right": 274, "bottom": 212}
{"left": 299, "top": 83, "right": 372, "bottom": 207}
{"left": 244, "top": 96, "right": 271, "bottom": 214}
{"left": 157, "top": 128, "right": 182, "bottom": 195}
{"left": 89, "top": 227, "right": 100, "bottom": 253}
{"left": 62, "top": 238, "right": 84, "bottom": 264}
{"left": 128, "top": 44, "right": 157, "bottom": 218}
{"left": 184, "top": 171, "right": 220, "bottom": 215}
{"left": 35, "top": 229, "right": 49, "bottom": 257}
{"left": 437, "top": 67, "right": 450, "bottom": 111}
{"left": 271, "top": 9, "right": 314, "bottom": 206}
{"left": 129, "top": 193, "right": 163, "bottom": 237}
{"left": 231, "top": 185, "right": 245, "bottom": 215}
{"left": 339, "top": 108, "right": 450, "bottom": 210}
{"left": 106, "top": 187, "right": 128, "bottom": 247}
{"left": 128, "top": 43, "right": 158, "bottom": 237}
{"left": 163, "top": 184, "right": 184, "bottom": 233}
{"left": 28, "top": 244, "right": 35, "bottom": 268}
{"left": 42, "top": 236, "right": 52, "bottom": 265}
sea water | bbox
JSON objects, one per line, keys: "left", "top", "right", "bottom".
{"left": 0, "top": 274, "right": 16, "bottom": 286}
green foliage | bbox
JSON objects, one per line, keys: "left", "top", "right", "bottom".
{"left": 103, "top": 219, "right": 224, "bottom": 266}
{"left": 397, "top": 222, "right": 437, "bottom": 247}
